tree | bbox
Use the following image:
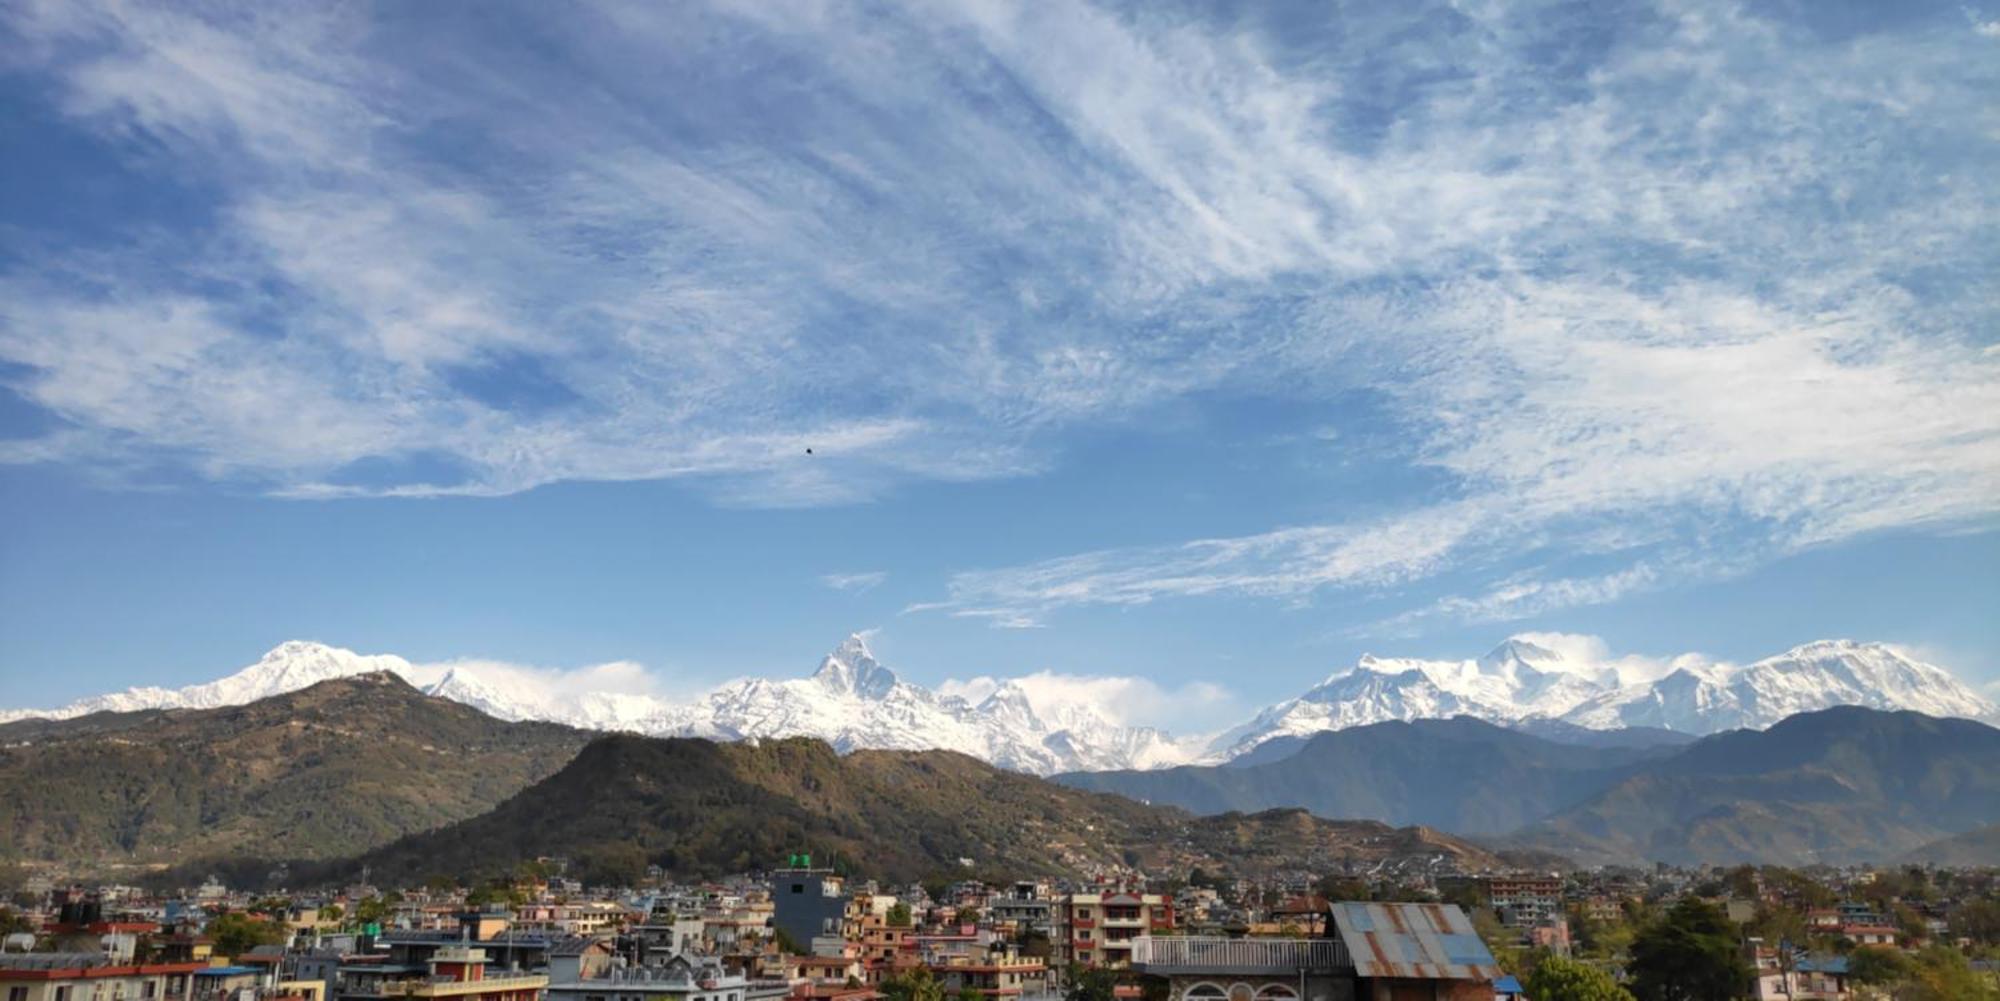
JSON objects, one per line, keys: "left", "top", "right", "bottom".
{"left": 318, "top": 904, "right": 344, "bottom": 925}
{"left": 1315, "top": 876, "right": 1371, "bottom": 902}
{"left": 1471, "top": 906, "right": 1526, "bottom": 974}
{"left": 887, "top": 902, "right": 913, "bottom": 928}
{"left": 1954, "top": 899, "right": 2000, "bottom": 946}
{"left": 1017, "top": 929, "right": 1053, "bottom": 960}
{"left": 1901, "top": 945, "right": 2000, "bottom": 1001}
{"left": 1845, "top": 945, "right": 1911, "bottom": 986}
{"left": 1524, "top": 955, "right": 1636, "bottom": 1001}
{"left": 955, "top": 988, "right": 984, "bottom": 1001}
{"left": 1063, "top": 965, "right": 1119, "bottom": 1001}
{"left": 882, "top": 969, "right": 944, "bottom": 1001}
{"left": 355, "top": 895, "right": 389, "bottom": 928}
{"left": 207, "top": 912, "right": 283, "bottom": 960}
{"left": 1627, "top": 899, "right": 1750, "bottom": 1001}
{"left": 773, "top": 926, "right": 806, "bottom": 955}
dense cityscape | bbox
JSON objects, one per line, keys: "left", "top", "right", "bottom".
{"left": 4, "top": 856, "right": 2000, "bottom": 1001}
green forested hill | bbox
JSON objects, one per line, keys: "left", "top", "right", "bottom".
{"left": 0, "top": 673, "right": 592, "bottom": 867}
{"left": 340, "top": 732, "right": 1504, "bottom": 886}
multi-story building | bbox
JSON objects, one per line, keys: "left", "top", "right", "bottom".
{"left": 384, "top": 947, "right": 545, "bottom": 1001}
{"left": 772, "top": 871, "right": 849, "bottom": 955}
{"left": 1131, "top": 901, "right": 1501, "bottom": 1001}
{"left": 1057, "top": 892, "right": 1174, "bottom": 970}
{"left": 1485, "top": 878, "right": 1562, "bottom": 929}
{"left": 985, "top": 885, "right": 1051, "bottom": 939}
{"left": 921, "top": 941, "right": 1044, "bottom": 1001}
{"left": 547, "top": 955, "right": 746, "bottom": 1001}
{"left": 0, "top": 953, "right": 207, "bottom": 1001}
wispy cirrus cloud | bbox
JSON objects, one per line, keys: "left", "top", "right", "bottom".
{"left": 0, "top": 0, "right": 1995, "bottom": 630}
{"left": 821, "top": 571, "right": 889, "bottom": 593}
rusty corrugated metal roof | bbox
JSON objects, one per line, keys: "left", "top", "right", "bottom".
{"left": 1328, "top": 902, "right": 1501, "bottom": 982}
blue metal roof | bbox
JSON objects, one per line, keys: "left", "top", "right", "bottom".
{"left": 194, "top": 966, "right": 260, "bottom": 976}
{"left": 1493, "top": 975, "right": 1524, "bottom": 995}
{"left": 1328, "top": 902, "right": 1501, "bottom": 982}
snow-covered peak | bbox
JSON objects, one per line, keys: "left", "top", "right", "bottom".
{"left": 1478, "top": 639, "right": 1563, "bottom": 675}
{"left": 811, "top": 633, "right": 899, "bottom": 699}
{"left": 0, "top": 641, "right": 414, "bottom": 723}
{"left": 1214, "top": 637, "right": 2000, "bottom": 760}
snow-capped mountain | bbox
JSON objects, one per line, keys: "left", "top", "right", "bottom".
{"left": 1207, "top": 638, "right": 2000, "bottom": 759}
{"left": 0, "top": 640, "right": 417, "bottom": 723}
{"left": 0, "top": 634, "right": 1204, "bottom": 774}
{"left": 641, "top": 635, "right": 1204, "bottom": 773}
{"left": 1559, "top": 639, "right": 2000, "bottom": 732}
{"left": 8, "top": 634, "right": 1994, "bottom": 773}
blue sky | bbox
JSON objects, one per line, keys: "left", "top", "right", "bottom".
{"left": 1, "top": 0, "right": 1997, "bottom": 721}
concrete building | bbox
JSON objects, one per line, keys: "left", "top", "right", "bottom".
{"left": 1131, "top": 901, "right": 1501, "bottom": 1001}
{"left": 985, "top": 885, "right": 1052, "bottom": 939}
{"left": 547, "top": 955, "right": 746, "bottom": 1001}
{"left": 1058, "top": 892, "right": 1174, "bottom": 970}
{"left": 1484, "top": 879, "right": 1562, "bottom": 930}
{"left": 772, "top": 872, "right": 848, "bottom": 954}
{"left": 388, "top": 947, "right": 546, "bottom": 1001}
{"left": 0, "top": 953, "right": 206, "bottom": 1001}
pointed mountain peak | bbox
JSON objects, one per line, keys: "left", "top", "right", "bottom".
{"left": 811, "top": 633, "right": 899, "bottom": 698}
{"left": 1480, "top": 638, "right": 1562, "bottom": 669}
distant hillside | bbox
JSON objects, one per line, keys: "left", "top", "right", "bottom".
{"left": 336, "top": 732, "right": 1503, "bottom": 886}
{"left": 0, "top": 673, "right": 592, "bottom": 867}
{"left": 1900, "top": 824, "right": 2000, "bottom": 866}
{"left": 1056, "top": 716, "right": 1668, "bottom": 835}
{"left": 1512, "top": 707, "right": 2000, "bottom": 865}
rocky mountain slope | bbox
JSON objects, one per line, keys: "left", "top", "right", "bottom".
{"left": 330, "top": 732, "right": 1501, "bottom": 887}
{"left": 0, "top": 673, "right": 592, "bottom": 867}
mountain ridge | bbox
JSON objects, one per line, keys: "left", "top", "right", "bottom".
{"left": 0, "top": 672, "right": 592, "bottom": 866}
{"left": 7, "top": 635, "right": 1994, "bottom": 774}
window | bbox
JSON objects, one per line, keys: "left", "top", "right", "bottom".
{"left": 55, "top": 988, "right": 72, "bottom": 1001}
{"left": 145, "top": 983, "right": 159, "bottom": 1000}
{"left": 1184, "top": 984, "right": 1226, "bottom": 1001}
{"left": 1255, "top": 987, "right": 1298, "bottom": 1001}
{"left": 791, "top": 884, "right": 805, "bottom": 894}
{"left": 10, "top": 986, "right": 29, "bottom": 1001}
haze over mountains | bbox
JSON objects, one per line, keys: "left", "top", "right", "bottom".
{"left": 0, "top": 673, "right": 1499, "bottom": 883}
{"left": 7, "top": 635, "right": 1996, "bottom": 774}
{"left": 7, "top": 670, "right": 1996, "bottom": 875}
{"left": 1061, "top": 709, "right": 2000, "bottom": 865}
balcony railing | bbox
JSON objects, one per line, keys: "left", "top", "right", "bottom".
{"left": 1130, "top": 937, "right": 1350, "bottom": 974}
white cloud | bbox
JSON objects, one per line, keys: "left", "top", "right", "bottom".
{"left": 938, "top": 671, "right": 1241, "bottom": 734}
{"left": 822, "top": 571, "right": 889, "bottom": 592}
{"left": 1, "top": 0, "right": 1994, "bottom": 626}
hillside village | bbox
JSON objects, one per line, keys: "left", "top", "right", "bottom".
{"left": 3, "top": 858, "right": 1998, "bottom": 1001}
